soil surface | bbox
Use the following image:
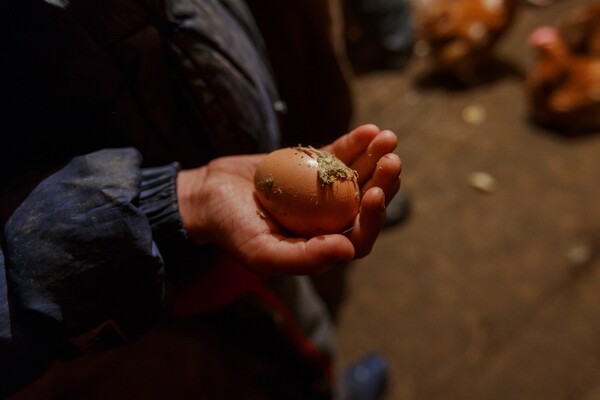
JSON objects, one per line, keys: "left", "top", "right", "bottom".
{"left": 336, "top": 1, "right": 600, "bottom": 399}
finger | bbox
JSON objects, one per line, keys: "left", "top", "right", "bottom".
{"left": 241, "top": 234, "right": 355, "bottom": 276}
{"left": 346, "top": 187, "right": 386, "bottom": 259}
{"left": 361, "top": 153, "right": 402, "bottom": 205}
{"left": 323, "top": 124, "right": 380, "bottom": 165}
{"left": 350, "top": 130, "right": 398, "bottom": 186}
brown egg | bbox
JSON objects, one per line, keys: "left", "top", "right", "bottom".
{"left": 254, "top": 146, "right": 360, "bottom": 237}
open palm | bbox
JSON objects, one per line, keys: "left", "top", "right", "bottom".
{"left": 177, "top": 124, "right": 401, "bottom": 276}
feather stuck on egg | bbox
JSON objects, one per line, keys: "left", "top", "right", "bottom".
{"left": 254, "top": 146, "right": 360, "bottom": 237}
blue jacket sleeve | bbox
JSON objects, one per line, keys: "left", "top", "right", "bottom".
{"left": 0, "top": 148, "right": 186, "bottom": 397}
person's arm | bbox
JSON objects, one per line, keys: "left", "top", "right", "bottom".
{"left": 1, "top": 125, "right": 401, "bottom": 396}
{"left": 0, "top": 148, "right": 185, "bottom": 398}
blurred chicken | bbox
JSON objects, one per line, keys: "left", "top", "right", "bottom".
{"left": 558, "top": 2, "right": 600, "bottom": 57}
{"left": 414, "top": 0, "right": 518, "bottom": 84}
{"left": 525, "top": 26, "right": 600, "bottom": 134}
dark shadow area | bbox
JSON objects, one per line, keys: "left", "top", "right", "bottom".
{"left": 413, "top": 57, "right": 526, "bottom": 92}
{"left": 527, "top": 117, "right": 600, "bottom": 140}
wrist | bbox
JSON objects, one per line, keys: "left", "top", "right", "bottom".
{"left": 176, "top": 166, "right": 211, "bottom": 244}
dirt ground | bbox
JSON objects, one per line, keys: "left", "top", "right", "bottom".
{"left": 335, "top": 1, "right": 600, "bottom": 399}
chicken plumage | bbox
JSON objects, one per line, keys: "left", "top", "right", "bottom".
{"left": 526, "top": 26, "right": 600, "bottom": 134}
{"left": 415, "top": 0, "right": 518, "bottom": 83}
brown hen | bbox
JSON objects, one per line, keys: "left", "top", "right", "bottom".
{"left": 415, "top": 0, "right": 518, "bottom": 83}
{"left": 525, "top": 26, "right": 600, "bottom": 134}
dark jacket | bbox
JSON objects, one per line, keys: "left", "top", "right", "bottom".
{"left": 1, "top": 0, "right": 282, "bottom": 189}
{"left": 0, "top": 0, "right": 285, "bottom": 396}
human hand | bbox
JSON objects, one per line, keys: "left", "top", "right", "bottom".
{"left": 176, "top": 124, "right": 401, "bottom": 276}
{"left": 323, "top": 124, "right": 401, "bottom": 258}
